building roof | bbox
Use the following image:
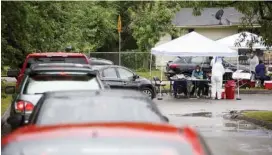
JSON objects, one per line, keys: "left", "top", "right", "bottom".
{"left": 172, "top": 7, "right": 245, "bottom": 27}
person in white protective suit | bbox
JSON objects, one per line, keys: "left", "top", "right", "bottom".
{"left": 248, "top": 52, "right": 259, "bottom": 75}
{"left": 211, "top": 57, "right": 225, "bottom": 100}
{"left": 210, "top": 56, "right": 216, "bottom": 67}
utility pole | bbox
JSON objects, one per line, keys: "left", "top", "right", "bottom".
{"left": 118, "top": 15, "right": 122, "bottom": 65}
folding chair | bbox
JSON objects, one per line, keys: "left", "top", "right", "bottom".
{"left": 153, "top": 76, "right": 167, "bottom": 95}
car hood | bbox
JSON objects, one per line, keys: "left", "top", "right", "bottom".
{"left": 136, "top": 77, "right": 152, "bottom": 84}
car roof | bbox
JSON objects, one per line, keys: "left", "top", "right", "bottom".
{"left": 27, "top": 52, "right": 87, "bottom": 57}
{"left": 30, "top": 63, "right": 92, "bottom": 70}
{"left": 91, "top": 65, "right": 126, "bottom": 70}
{"left": 1, "top": 122, "right": 202, "bottom": 151}
{"left": 89, "top": 59, "right": 114, "bottom": 65}
{"left": 44, "top": 89, "right": 149, "bottom": 99}
{"left": 27, "top": 63, "right": 97, "bottom": 75}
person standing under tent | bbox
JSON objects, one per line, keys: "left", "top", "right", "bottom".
{"left": 210, "top": 56, "right": 216, "bottom": 67}
{"left": 211, "top": 57, "right": 225, "bottom": 100}
{"left": 248, "top": 51, "right": 259, "bottom": 75}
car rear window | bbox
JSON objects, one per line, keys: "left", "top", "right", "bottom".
{"left": 26, "top": 57, "right": 88, "bottom": 68}
{"left": 2, "top": 135, "right": 195, "bottom": 155}
{"left": 23, "top": 72, "right": 100, "bottom": 94}
{"left": 172, "top": 57, "right": 191, "bottom": 63}
{"left": 35, "top": 96, "right": 163, "bottom": 125}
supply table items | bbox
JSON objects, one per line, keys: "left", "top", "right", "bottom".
{"left": 169, "top": 74, "right": 210, "bottom": 96}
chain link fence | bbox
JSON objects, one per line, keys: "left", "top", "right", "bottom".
{"left": 89, "top": 51, "right": 156, "bottom": 72}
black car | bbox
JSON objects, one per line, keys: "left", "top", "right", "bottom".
{"left": 89, "top": 57, "right": 114, "bottom": 65}
{"left": 4, "top": 63, "right": 105, "bottom": 130}
{"left": 8, "top": 90, "right": 169, "bottom": 128}
{"left": 165, "top": 56, "right": 250, "bottom": 80}
{"left": 91, "top": 65, "right": 156, "bottom": 99}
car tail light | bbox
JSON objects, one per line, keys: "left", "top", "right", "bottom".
{"left": 183, "top": 127, "right": 204, "bottom": 155}
{"left": 58, "top": 72, "right": 67, "bottom": 76}
{"left": 15, "top": 100, "right": 34, "bottom": 112}
{"left": 169, "top": 64, "right": 178, "bottom": 69}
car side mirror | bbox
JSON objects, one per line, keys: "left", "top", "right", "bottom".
{"left": 162, "top": 115, "right": 169, "bottom": 122}
{"left": 7, "top": 69, "right": 20, "bottom": 77}
{"left": 7, "top": 114, "right": 23, "bottom": 128}
{"left": 133, "top": 74, "right": 139, "bottom": 80}
{"left": 5, "top": 86, "right": 16, "bottom": 94}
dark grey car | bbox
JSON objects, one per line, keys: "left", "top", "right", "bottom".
{"left": 89, "top": 57, "right": 114, "bottom": 65}
{"left": 165, "top": 56, "right": 250, "bottom": 80}
{"left": 91, "top": 65, "right": 157, "bottom": 99}
{"left": 8, "top": 90, "right": 169, "bottom": 128}
{"left": 5, "top": 63, "right": 105, "bottom": 130}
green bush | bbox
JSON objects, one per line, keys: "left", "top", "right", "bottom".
{"left": 1, "top": 80, "right": 7, "bottom": 99}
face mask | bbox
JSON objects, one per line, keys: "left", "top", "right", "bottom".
{"left": 196, "top": 69, "right": 200, "bottom": 72}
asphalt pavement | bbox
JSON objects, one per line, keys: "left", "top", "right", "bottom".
{"left": 156, "top": 94, "right": 272, "bottom": 155}
{"left": 2, "top": 90, "right": 272, "bottom": 154}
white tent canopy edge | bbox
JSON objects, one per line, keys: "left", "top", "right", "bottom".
{"left": 151, "top": 31, "right": 238, "bottom": 57}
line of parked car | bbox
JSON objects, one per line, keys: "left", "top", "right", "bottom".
{"left": 2, "top": 52, "right": 213, "bottom": 155}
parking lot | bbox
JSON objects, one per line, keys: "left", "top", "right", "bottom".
{"left": 156, "top": 94, "right": 272, "bottom": 155}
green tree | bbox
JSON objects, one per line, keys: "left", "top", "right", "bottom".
{"left": 192, "top": 1, "right": 272, "bottom": 46}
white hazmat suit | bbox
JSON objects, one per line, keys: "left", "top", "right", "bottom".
{"left": 211, "top": 57, "right": 225, "bottom": 99}
{"left": 248, "top": 54, "right": 259, "bottom": 73}
{"left": 210, "top": 56, "right": 216, "bottom": 67}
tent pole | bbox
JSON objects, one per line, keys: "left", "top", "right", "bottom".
{"left": 236, "top": 55, "right": 241, "bottom": 100}
{"left": 158, "top": 56, "right": 163, "bottom": 100}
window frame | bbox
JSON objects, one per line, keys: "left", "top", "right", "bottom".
{"left": 101, "top": 67, "right": 118, "bottom": 79}
{"left": 116, "top": 67, "right": 135, "bottom": 80}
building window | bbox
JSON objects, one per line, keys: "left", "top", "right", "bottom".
{"left": 188, "top": 28, "right": 194, "bottom": 33}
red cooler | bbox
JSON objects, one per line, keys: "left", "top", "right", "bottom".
{"left": 225, "top": 80, "right": 236, "bottom": 99}
{"left": 264, "top": 81, "right": 272, "bottom": 90}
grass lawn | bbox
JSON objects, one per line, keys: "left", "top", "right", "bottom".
{"left": 243, "top": 111, "right": 272, "bottom": 123}
{"left": 136, "top": 70, "right": 167, "bottom": 81}
{"left": 1, "top": 95, "right": 12, "bottom": 115}
{"left": 1, "top": 81, "right": 15, "bottom": 115}
{"left": 136, "top": 70, "right": 171, "bottom": 90}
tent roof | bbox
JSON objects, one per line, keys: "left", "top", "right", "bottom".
{"left": 151, "top": 32, "right": 237, "bottom": 57}
{"left": 216, "top": 31, "right": 269, "bottom": 50}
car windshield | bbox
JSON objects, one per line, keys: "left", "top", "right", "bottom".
{"left": 35, "top": 96, "right": 163, "bottom": 125}
{"left": 23, "top": 72, "right": 100, "bottom": 94}
{"left": 26, "top": 57, "right": 87, "bottom": 68}
{"left": 2, "top": 136, "right": 194, "bottom": 155}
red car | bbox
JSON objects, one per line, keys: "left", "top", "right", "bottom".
{"left": 7, "top": 52, "right": 89, "bottom": 87}
{"left": 2, "top": 122, "right": 212, "bottom": 155}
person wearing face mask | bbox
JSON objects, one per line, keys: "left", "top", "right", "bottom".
{"left": 190, "top": 65, "right": 204, "bottom": 98}
{"left": 211, "top": 57, "right": 225, "bottom": 100}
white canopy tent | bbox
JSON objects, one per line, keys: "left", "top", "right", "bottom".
{"left": 216, "top": 31, "right": 270, "bottom": 50}
{"left": 151, "top": 31, "right": 238, "bottom": 57}
{"left": 150, "top": 31, "right": 238, "bottom": 100}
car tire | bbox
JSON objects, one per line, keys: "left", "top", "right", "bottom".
{"left": 141, "top": 87, "right": 154, "bottom": 99}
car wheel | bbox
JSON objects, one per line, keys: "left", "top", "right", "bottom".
{"left": 141, "top": 87, "right": 153, "bottom": 99}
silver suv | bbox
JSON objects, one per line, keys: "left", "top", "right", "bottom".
{"left": 5, "top": 63, "right": 105, "bottom": 130}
